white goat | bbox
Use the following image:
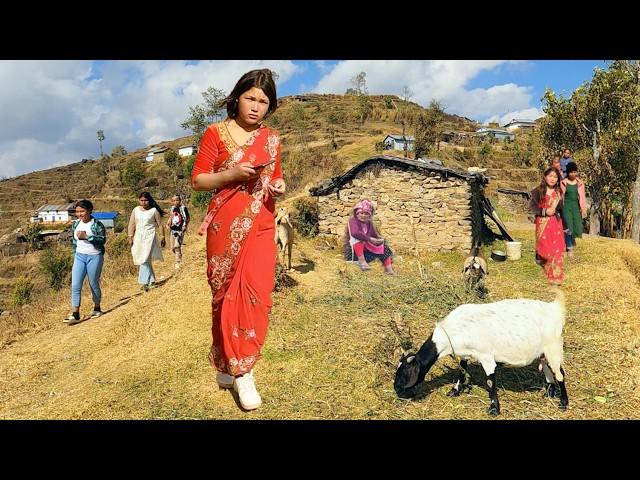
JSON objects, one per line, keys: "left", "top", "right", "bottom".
{"left": 394, "top": 290, "right": 568, "bottom": 415}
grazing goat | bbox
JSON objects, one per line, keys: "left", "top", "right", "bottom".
{"left": 462, "top": 246, "right": 488, "bottom": 296}
{"left": 394, "top": 290, "right": 568, "bottom": 416}
{"left": 275, "top": 207, "right": 294, "bottom": 270}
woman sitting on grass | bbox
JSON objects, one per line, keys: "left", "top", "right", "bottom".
{"left": 343, "top": 199, "right": 396, "bottom": 275}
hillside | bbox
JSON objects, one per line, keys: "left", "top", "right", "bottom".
{"left": 0, "top": 94, "right": 539, "bottom": 311}
{"left": 0, "top": 94, "right": 481, "bottom": 237}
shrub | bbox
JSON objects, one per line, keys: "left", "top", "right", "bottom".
{"left": 12, "top": 277, "right": 34, "bottom": 307}
{"left": 191, "top": 190, "right": 213, "bottom": 208}
{"left": 108, "top": 231, "right": 130, "bottom": 257}
{"left": 292, "top": 197, "right": 319, "bottom": 237}
{"left": 39, "top": 247, "right": 73, "bottom": 291}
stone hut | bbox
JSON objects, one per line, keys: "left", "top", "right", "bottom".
{"left": 309, "top": 155, "right": 487, "bottom": 253}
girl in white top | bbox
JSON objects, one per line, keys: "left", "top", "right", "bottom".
{"left": 128, "top": 191, "right": 166, "bottom": 290}
{"left": 65, "top": 199, "right": 107, "bottom": 325}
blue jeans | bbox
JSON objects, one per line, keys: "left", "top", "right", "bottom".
{"left": 138, "top": 259, "right": 156, "bottom": 285}
{"left": 71, "top": 253, "right": 104, "bottom": 308}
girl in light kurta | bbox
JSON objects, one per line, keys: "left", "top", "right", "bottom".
{"left": 128, "top": 191, "right": 166, "bottom": 291}
{"left": 191, "top": 69, "right": 285, "bottom": 411}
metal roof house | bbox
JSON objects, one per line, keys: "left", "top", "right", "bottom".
{"left": 383, "top": 134, "right": 416, "bottom": 151}
{"left": 92, "top": 211, "right": 119, "bottom": 229}
{"left": 35, "top": 203, "right": 76, "bottom": 223}
{"left": 475, "top": 127, "right": 515, "bottom": 142}
{"left": 503, "top": 119, "right": 537, "bottom": 132}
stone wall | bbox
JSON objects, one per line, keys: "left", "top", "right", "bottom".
{"left": 495, "top": 191, "right": 531, "bottom": 216}
{"left": 315, "top": 165, "right": 481, "bottom": 253}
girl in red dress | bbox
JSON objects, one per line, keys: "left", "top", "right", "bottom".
{"left": 529, "top": 167, "right": 566, "bottom": 285}
{"left": 191, "top": 69, "right": 285, "bottom": 410}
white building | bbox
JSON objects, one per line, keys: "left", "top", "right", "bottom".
{"left": 178, "top": 145, "right": 197, "bottom": 157}
{"left": 145, "top": 146, "right": 169, "bottom": 162}
{"left": 35, "top": 203, "right": 76, "bottom": 223}
{"left": 503, "top": 119, "right": 537, "bottom": 132}
{"left": 383, "top": 134, "right": 415, "bottom": 152}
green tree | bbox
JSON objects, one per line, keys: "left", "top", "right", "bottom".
{"left": 413, "top": 101, "right": 445, "bottom": 159}
{"left": 357, "top": 94, "right": 372, "bottom": 124}
{"left": 183, "top": 155, "right": 196, "bottom": 179}
{"left": 181, "top": 86, "right": 227, "bottom": 144}
{"left": 97, "top": 130, "right": 105, "bottom": 157}
{"left": 111, "top": 145, "right": 127, "bottom": 157}
{"left": 24, "top": 224, "right": 43, "bottom": 251}
{"left": 120, "top": 158, "right": 145, "bottom": 191}
{"left": 610, "top": 60, "right": 640, "bottom": 242}
{"left": 540, "top": 66, "right": 627, "bottom": 236}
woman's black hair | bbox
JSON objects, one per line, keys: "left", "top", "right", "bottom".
{"left": 566, "top": 162, "right": 578, "bottom": 174}
{"left": 75, "top": 199, "right": 94, "bottom": 212}
{"left": 218, "top": 69, "right": 278, "bottom": 119}
{"left": 138, "top": 191, "right": 165, "bottom": 217}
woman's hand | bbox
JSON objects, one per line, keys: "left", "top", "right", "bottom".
{"left": 268, "top": 179, "right": 286, "bottom": 197}
{"left": 546, "top": 207, "right": 556, "bottom": 216}
{"left": 77, "top": 231, "right": 88, "bottom": 240}
{"left": 371, "top": 238, "right": 384, "bottom": 246}
{"left": 227, "top": 162, "right": 258, "bottom": 182}
{"left": 128, "top": 236, "right": 134, "bottom": 247}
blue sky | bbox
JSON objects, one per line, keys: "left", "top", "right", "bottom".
{"left": 0, "top": 60, "right": 609, "bottom": 178}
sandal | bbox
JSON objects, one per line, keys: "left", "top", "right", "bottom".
{"left": 358, "top": 262, "right": 371, "bottom": 271}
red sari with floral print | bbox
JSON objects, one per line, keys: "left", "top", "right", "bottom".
{"left": 535, "top": 189, "right": 565, "bottom": 284}
{"left": 191, "top": 121, "right": 282, "bottom": 376}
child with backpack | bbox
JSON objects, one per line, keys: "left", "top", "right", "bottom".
{"left": 167, "top": 194, "right": 190, "bottom": 269}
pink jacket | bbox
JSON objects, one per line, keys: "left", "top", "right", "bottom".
{"left": 560, "top": 178, "right": 587, "bottom": 217}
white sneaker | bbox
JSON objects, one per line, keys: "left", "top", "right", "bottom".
{"left": 216, "top": 372, "right": 234, "bottom": 389}
{"left": 233, "top": 371, "right": 262, "bottom": 410}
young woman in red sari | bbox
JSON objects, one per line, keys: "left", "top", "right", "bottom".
{"left": 529, "top": 167, "right": 566, "bottom": 285}
{"left": 191, "top": 69, "right": 285, "bottom": 410}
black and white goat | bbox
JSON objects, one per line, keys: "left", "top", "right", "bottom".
{"left": 394, "top": 290, "right": 568, "bottom": 415}
{"left": 462, "top": 246, "right": 488, "bottom": 296}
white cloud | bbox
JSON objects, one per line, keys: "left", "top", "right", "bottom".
{"left": 0, "top": 60, "right": 301, "bottom": 178}
{"left": 311, "top": 60, "right": 536, "bottom": 124}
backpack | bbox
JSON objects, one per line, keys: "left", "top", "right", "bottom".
{"left": 170, "top": 206, "right": 185, "bottom": 230}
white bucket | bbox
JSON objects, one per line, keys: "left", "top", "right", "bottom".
{"left": 505, "top": 241, "right": 522, "bottom": 260}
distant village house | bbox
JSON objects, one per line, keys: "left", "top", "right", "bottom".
{"left": 35, "top": 203, "right": 76, "bottom": 223}
{"left": 383, "top": 134, "right": 415, "bottom": 152}
{"left": 92, "top": 211, "right": 119, "bottom": 229}
{"left": 178, "top": 145, "right": 197, "bottom": 157}
{"left": 503, "top": 119, "right": 537, "bottom": 132}
{"left": 145, "top": 146, "right": 169, "bottom": 162}
{"left": 475, "top": 127, "right": 515, "bottom": 142}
